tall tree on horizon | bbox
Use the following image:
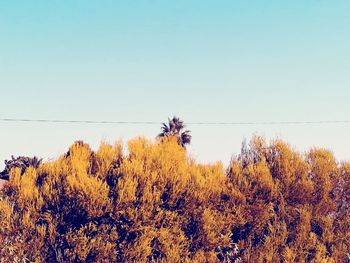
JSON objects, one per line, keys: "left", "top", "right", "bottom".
{"left": 158, "top": 116, "right": 192, "bottom": 148}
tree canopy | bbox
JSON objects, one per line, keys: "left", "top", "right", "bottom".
{"left": 0, "top": 136, "right": 349, "bottom": 262}
{"left": 158, "top": 116, "right": 192, "bottom": 148}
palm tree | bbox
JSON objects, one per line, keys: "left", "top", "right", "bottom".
{"left": 158, "top": 116, "right": 192, "bottom": 148}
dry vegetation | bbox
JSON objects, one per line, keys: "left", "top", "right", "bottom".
{"left": 0, "top": 136, "right": 349, "bottom": 262}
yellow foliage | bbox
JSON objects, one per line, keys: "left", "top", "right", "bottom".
{"left": 0, "top": 136, "right": 349, "bottom": 262}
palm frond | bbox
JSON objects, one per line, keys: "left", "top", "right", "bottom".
{"left": 157, "top": 116, "right": 191, "bottom": 147}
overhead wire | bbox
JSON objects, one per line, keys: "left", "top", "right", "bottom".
{"left": 1, "top": 118, "right": 350, "bottom": 125}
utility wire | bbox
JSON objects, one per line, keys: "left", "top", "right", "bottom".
{"left": 1, "top": 118, "right": 350, "bottom": 125}
{"left": 0, "top": 118, "right": 159, "bottom": 125}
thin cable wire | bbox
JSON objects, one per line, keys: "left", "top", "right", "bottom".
{"left": 0, "top": 118, "right": 159, "bottom": 125}
{"left": 1, "top": 118, "right": 350, "bottom": 125}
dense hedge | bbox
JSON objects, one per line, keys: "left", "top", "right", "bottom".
{"left": 0, "top": 136, "right": 349, "bottom": 262}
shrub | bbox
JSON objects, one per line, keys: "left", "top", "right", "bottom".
{"left": 0, "top": 136, "right": 349, "bottom": 262}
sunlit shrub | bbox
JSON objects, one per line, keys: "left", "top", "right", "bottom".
{"left": 0, "top": 136, "right": 349, "bottom": 262}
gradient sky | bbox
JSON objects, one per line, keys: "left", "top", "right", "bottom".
{"left": 1, "top": 0, "right": 350, "bottom": 168}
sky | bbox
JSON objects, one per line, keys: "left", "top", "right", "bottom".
{"left": 1, "top": 0, "right": 350, "bottom": 168}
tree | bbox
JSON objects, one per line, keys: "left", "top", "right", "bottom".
{"left": 158, "top": 116, "right": 192, "bottom": 147}
{"left": 0, "top": 155, "right": 42, "bottom": 180}
{"left": 1, "top": 137, "right": 350, "bottom": 262}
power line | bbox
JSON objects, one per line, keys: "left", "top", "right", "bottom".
{"left": 190, "top": 120, "right": 350, "bottom": 125}
{"left": 0, "top": 118, "right": 159, "bottom": 125}
{"left": 1, "top": 118, "right": 350, "bottom": 125}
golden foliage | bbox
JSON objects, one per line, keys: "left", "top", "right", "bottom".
{"left": 0, "top": 136, "right": 349, "bottom": 262}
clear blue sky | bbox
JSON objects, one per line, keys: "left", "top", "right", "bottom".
{"left": 1, "top": 0, "right": 350, "bottom": 168}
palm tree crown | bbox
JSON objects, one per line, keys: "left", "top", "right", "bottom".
{"left": 158, "top": 117, "right": 192, "bottom": 148}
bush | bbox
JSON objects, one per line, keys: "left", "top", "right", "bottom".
{"left": 0, "top": 136, "right": 349, "bottom": 262}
